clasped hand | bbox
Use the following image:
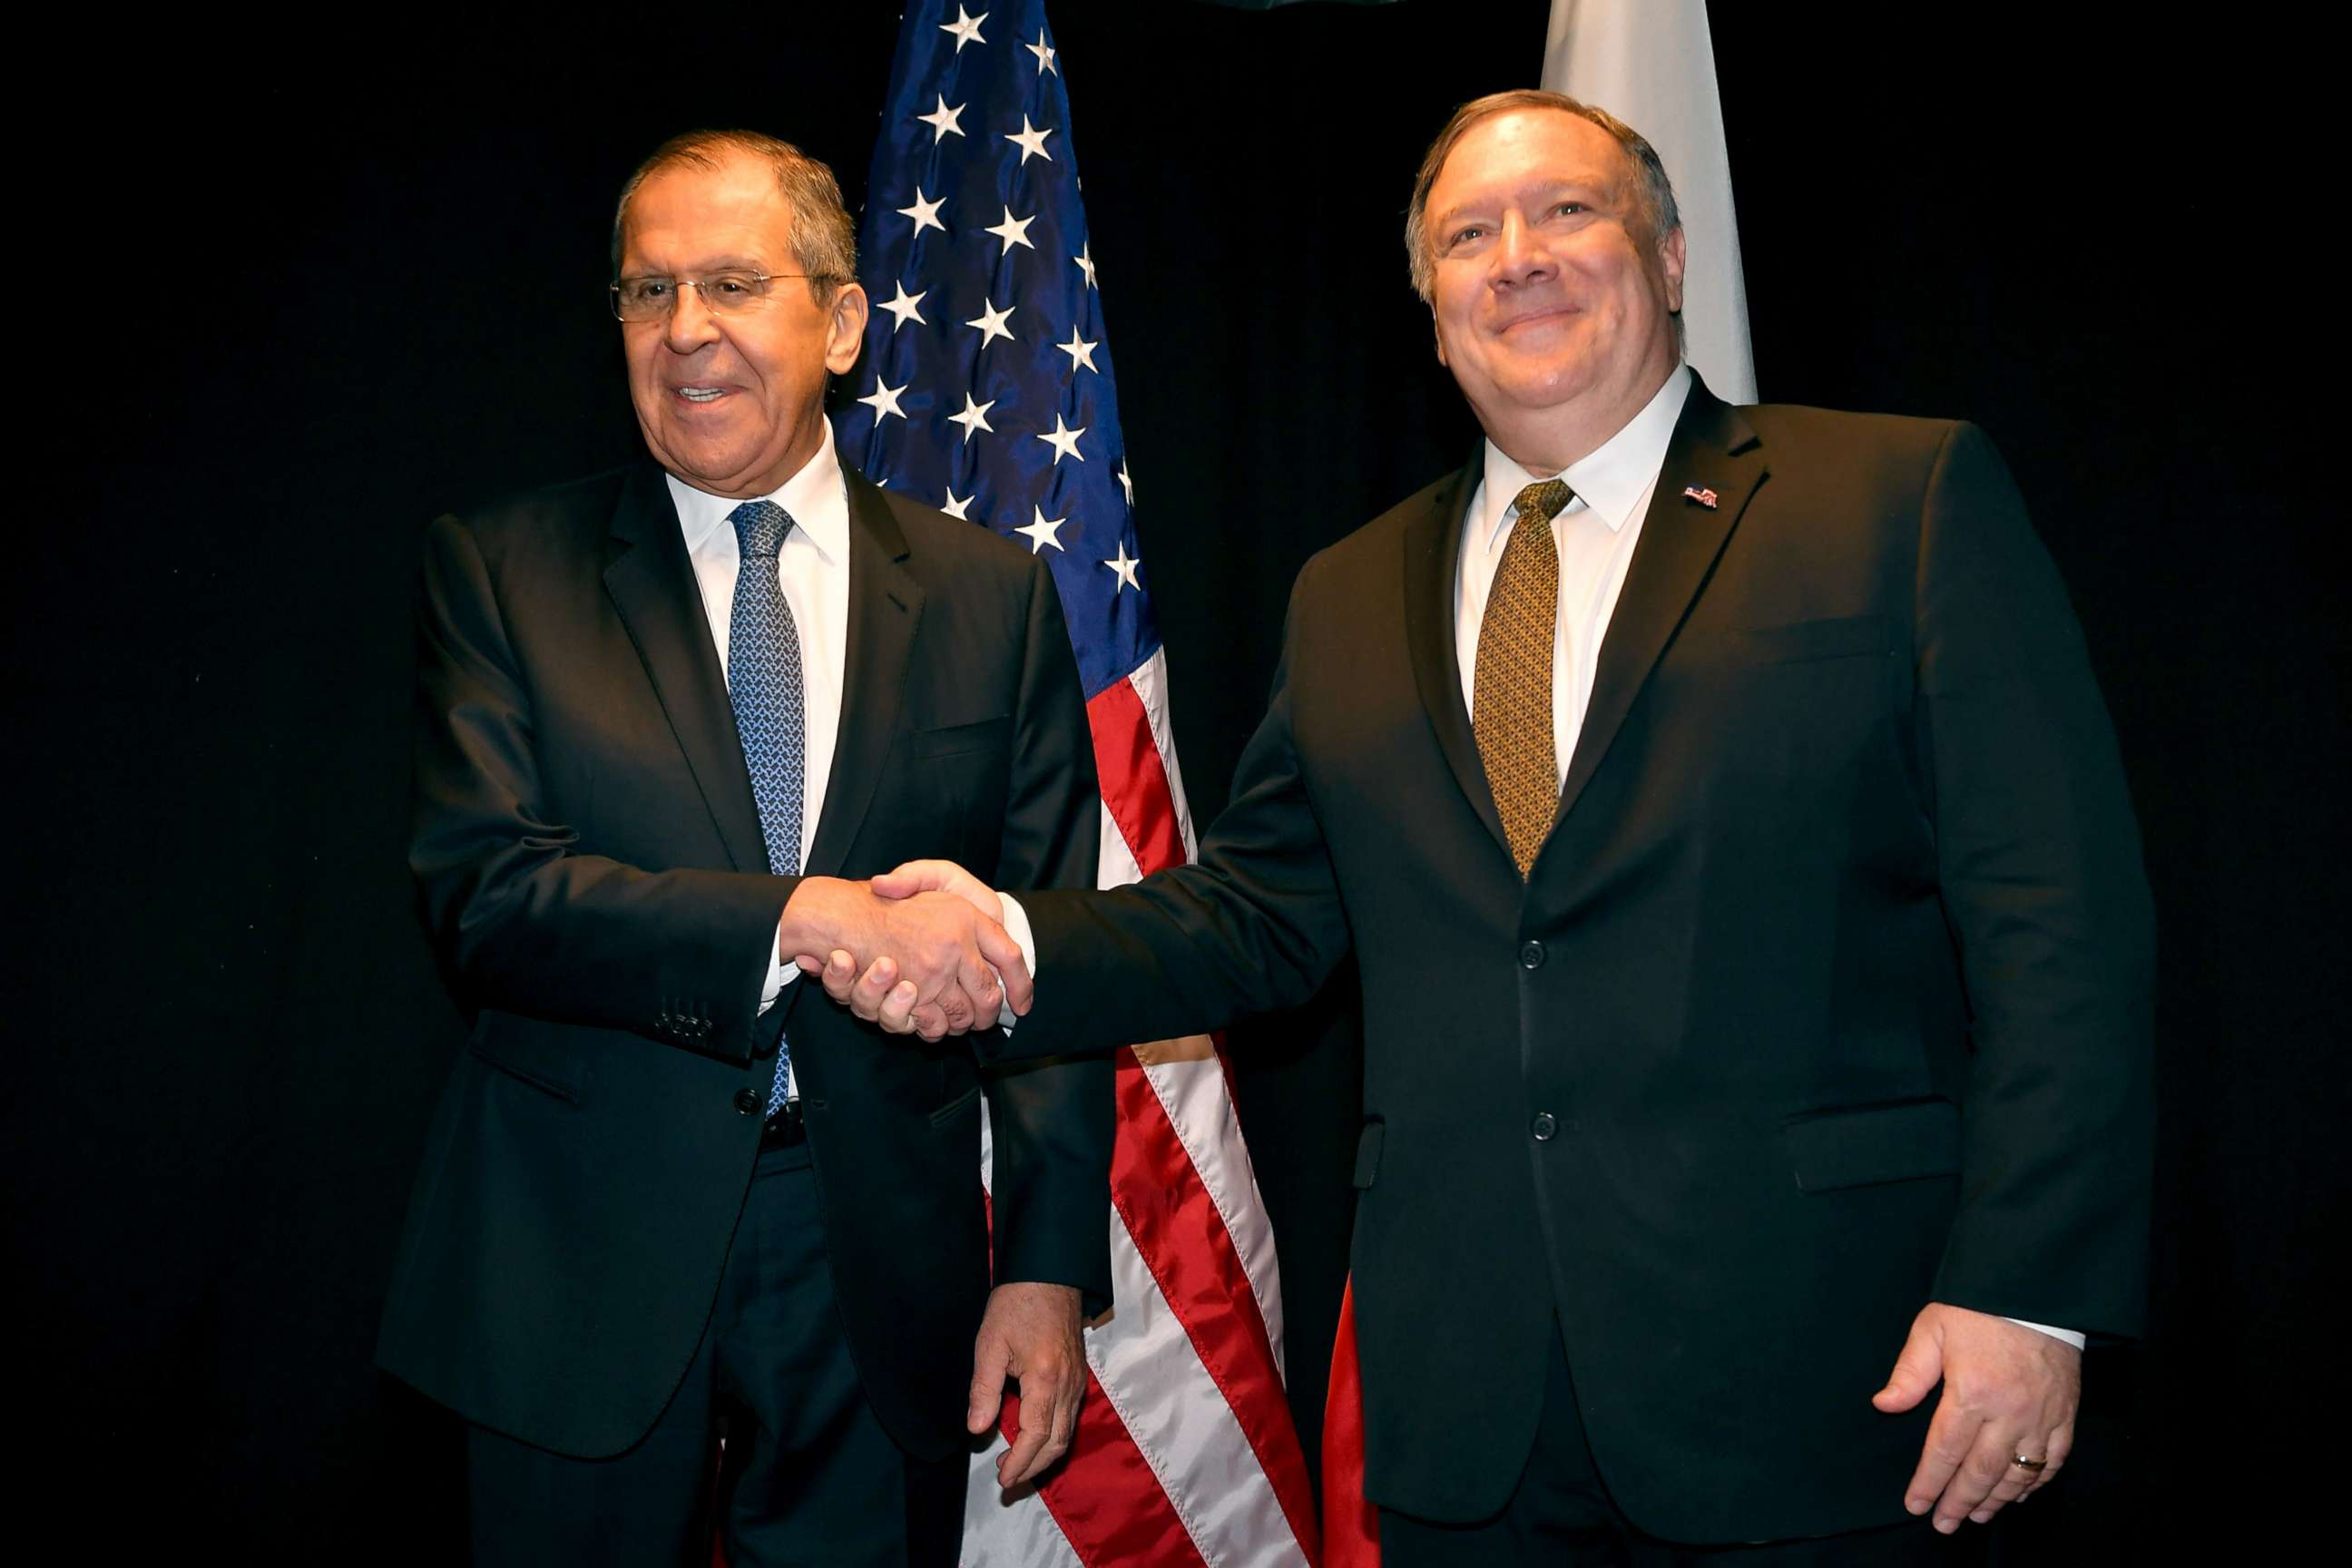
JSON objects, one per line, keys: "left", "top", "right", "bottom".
{"left": 780, "top": 863, "right": 1022, "bottom": 1041}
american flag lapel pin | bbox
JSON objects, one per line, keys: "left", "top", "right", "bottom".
{"left": 1682, "top": 485, "right": 1720, "bottom": 509}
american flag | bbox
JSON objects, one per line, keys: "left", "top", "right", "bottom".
{"left": 835, "top": 5, "right": 1319, "bottom": 1563}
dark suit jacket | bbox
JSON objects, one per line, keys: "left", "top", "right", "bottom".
{"left": 982, "top": 380, "right": 2153, "bottom": 1543}
{"left": 377, "top": 457, "right": 1112, "bottom": 1463}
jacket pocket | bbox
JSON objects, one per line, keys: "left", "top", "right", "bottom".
{"left": 1352, "top": 1118, "right": 1386, "bottom": 1190}
{"left": 1729, "top": 615, "right": 1898, "bottom": 665}
{"left": 928, "top": 1083, "right": 984, "bottom": 1127}
{"left": 905, "top": 715, "right": 1013, "bottom": 760}
{"left": 1783, "top": 1097, "right": 1958, "bottom": 1192}
{"left": 466, "top": 1015, "right": 584, "bottom": 1106}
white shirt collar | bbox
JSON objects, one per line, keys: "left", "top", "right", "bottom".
{"left": 664, "top": 436, "right": 849, "bottom": 565}
{"left": 1473, "top": 363, "right": 1694, "bottom": 553}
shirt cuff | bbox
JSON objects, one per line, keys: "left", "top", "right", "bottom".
{"left": 757, "top": 935, "right": 792, "bottom": 1016}
{"left": 2004, "top": 1318, "right": 2086, "bottom": 1350}
{"left": 994, "top": 893, "right": 1038, "bottom": 1032}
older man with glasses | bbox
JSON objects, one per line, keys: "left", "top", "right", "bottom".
{"left": 377, "top": 129, "right": 1112, "bottom": 1567}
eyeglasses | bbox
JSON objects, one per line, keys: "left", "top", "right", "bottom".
{"left": 608, "top": 270, "right": 825, "bottom": 322}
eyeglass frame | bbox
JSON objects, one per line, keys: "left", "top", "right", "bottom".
{"left": 606, "top": 268, "right": 838, "bottom": 322}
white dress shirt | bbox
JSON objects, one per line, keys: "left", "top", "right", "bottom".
{"left": 667, "top": 437, "right": 852, "bottom": 1098}
{"left": 1455, "top": 366, "right": 1690, "bottom": 778}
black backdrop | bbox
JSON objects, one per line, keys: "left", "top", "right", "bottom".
{"left": 15, "top": 4, "right": 2337, "bottom": 1559}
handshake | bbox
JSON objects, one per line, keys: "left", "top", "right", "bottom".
{"left": 779, "top": 860, "right": 1024, "bottom": 1039}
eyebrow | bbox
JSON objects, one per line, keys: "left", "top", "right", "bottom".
{"left": 1429, "top": 201, "right": 1492, "bottom": 234}
{"left": 622, "top": 255, "right": 769, "bottom": 275}
{"left": 1434, "top": 176, "right": 1614, "bottom": 233}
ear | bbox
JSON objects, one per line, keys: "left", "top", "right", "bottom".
{"left": 824, "top": 281, "right": 869, "bottom": 375}
{"left": 1432, "top": 309, "right": 1448, "bottom": 368}
{"left": 1658, "top": 225, "right": 1688, "bottom": 317}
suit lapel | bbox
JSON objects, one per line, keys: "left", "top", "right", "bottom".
{"left": 803, "top": 466, "right": 925, "bottom": 877}
{"left": 1403, "top": 451, "right": 1512, "bottom": 860}
{"left": 602, "top": 464, "right": 769, "bottom": 873}
{"left": 1551, "top": 379, "right": 1768, "bottom": 832}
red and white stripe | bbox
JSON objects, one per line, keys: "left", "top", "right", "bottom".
{"left": 968, "top": 647, "right": 1318, "bottom": 1566}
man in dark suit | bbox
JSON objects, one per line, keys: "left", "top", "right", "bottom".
{"left": 808, "top": 92, "right": 2153, "bottom": 1563}
{"left": 377, "top": 130, "right": 1110, "bottom": 1566}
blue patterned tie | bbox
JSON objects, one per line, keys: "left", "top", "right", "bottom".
{"left": 727, "top": 500, "right": 805, "bottom": 1115}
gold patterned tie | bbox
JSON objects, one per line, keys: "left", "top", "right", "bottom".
{"left": 1474, "top": 479, "right": 1573, "bottom": 877}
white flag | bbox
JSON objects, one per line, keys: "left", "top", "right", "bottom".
{"left": 1544, "top": 0, "right": 1758, "bottom": 403}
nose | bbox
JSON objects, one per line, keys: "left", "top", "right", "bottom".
{"left": 1493, "top": 211, "right": 1555, "bottom": 288}
{"left": 663, "top": 281, "right": 722, "bottom": 353}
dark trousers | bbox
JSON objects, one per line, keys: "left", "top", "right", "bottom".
{"left": 1378, "top": 1322, "right": 1984, "bottom": 1567}
{"left": 466, "top": 1142, "right": 964, "bottom": 1567}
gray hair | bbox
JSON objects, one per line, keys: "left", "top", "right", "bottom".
{"left": 1403, "top": 89, "right": 1681, "bottom": 306}
{"left": 612, "top": 129, "right": 858, "bottom": 305}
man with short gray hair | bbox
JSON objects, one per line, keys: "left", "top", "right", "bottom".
{"left": 377, "top": 129, "right": 1112, "bottom": 1566}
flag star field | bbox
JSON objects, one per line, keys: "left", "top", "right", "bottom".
{"left": 838, "top": 2, "right": 1154, "bottom": 702}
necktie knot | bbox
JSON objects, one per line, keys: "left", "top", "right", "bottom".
{"left": 1513, "top": 478, "right": 1573, "bottom": 528}
{"left": 730, "top": 498, "right": 793, "bottom": 561}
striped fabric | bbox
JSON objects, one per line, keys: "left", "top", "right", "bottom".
{"left": 835, "top": 5, "right": 1318, "bottom": 1563}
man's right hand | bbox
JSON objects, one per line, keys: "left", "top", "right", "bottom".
{"left": 808, "top": 860, "right": 1022, "bottom": 1035}
{"left": 776, "top": 875, "right": 1029, "bottom": 1041}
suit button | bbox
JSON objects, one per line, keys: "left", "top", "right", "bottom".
{"left": 734, "top": 1088, "right": 761, "bottom": 1116}
{"left": 1519, "top": 941, "right": 1544, "bottom": 970}
{"left": 1531, "top": 1112, "right": 1558, "bottom": 1142}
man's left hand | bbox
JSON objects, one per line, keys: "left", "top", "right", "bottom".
{"left": 1875, "top": 1302, "right": 2081, "bottom": 1532}
{"left": 968, "top": 1280, "right": 1086, "bottom": 1489}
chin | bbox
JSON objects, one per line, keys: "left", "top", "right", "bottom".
{"left": 1494, "top": 370, "right": 1594, "bottom": 409}
{"left": 665, "top": 436, "right": 747, "bottom": 477}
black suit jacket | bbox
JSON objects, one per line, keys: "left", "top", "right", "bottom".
{"left": 377, "top": 457, "right": 1112, "bottom": 1462}
{"left": 982, "top": 381, "right": 2153, "bottom": 1543}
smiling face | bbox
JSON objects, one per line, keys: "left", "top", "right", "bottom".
{"left": 617, "top": 150, "right": 867, "bottom": 498}
{"left": 1424, "top": 107, "right": 1685, "bottom": 472}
